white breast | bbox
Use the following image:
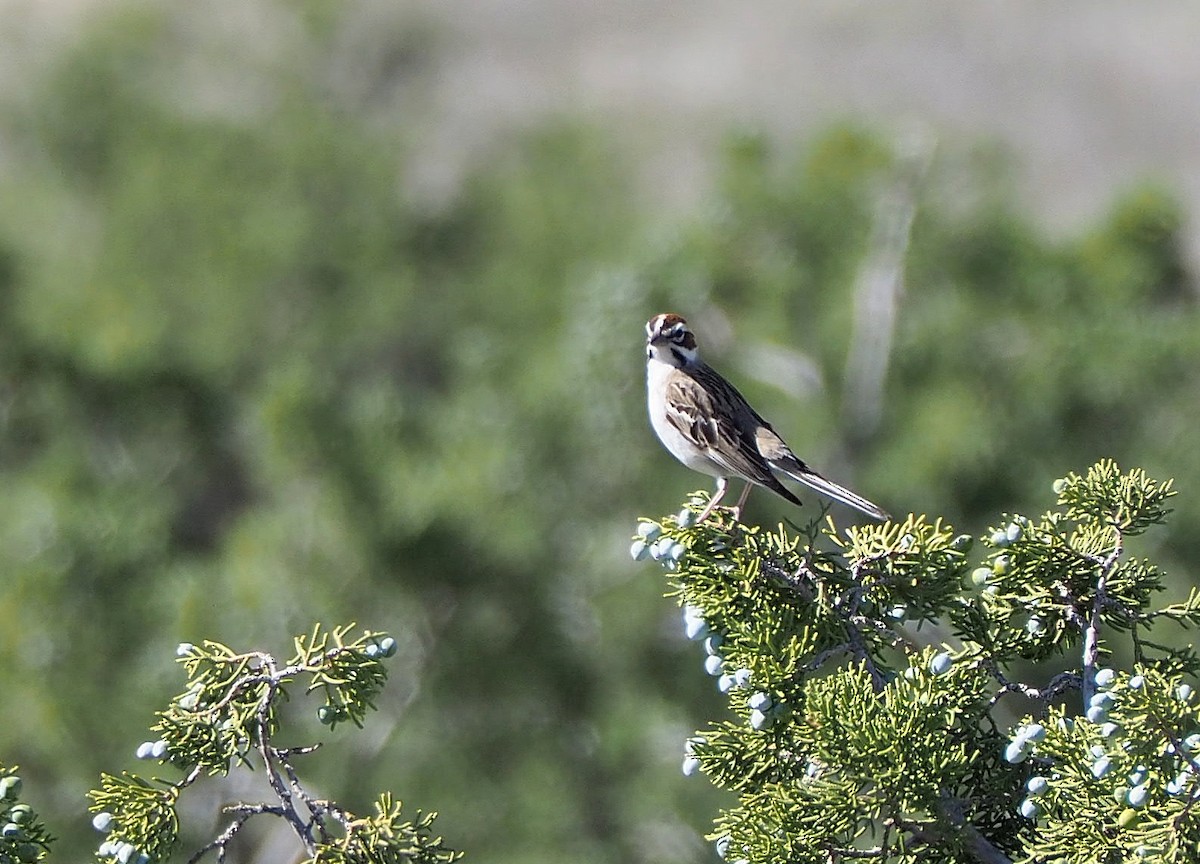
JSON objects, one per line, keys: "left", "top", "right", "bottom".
{"left": 646, "top": 357, "right": 726, "bottom": 478}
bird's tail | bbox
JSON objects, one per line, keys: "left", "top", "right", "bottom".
{"left": 771, "top": 460, "right": 890, "bottom": 521}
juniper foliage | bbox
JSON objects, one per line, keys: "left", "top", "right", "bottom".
{"left": 0, "top": 766, "right": 53, "bottom": 863}
{"left": 85, "top": 624, "right": 460, "bottom": 864}
{"left": 636, "top": 460, "right": 1200, "bottom": 863}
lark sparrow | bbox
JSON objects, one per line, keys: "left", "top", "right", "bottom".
{"left": 645, "top": 313, "right": 889, "bottom": 524}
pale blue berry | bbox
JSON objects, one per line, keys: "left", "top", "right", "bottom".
{"left": 1089, "top": 692, "right": 1115, "bottom": 710}
{"left": 930, "top": 652, "right": 953, "bottom": 676}
{"left": 178, "top": 692, "right": 198, "bottom": 710}
{"left": 1004, "top": 740, "right": 1029, "bottom": 764}
{"left": 1178, "top": 684, "right": 1194, "bottom": 702}
{"left": 683, "top": 609, "right": 709, "bottom": 641}
{"left": 1092, "top": 756, "right": 1113, "bottom": 779}
{"left": 749, "top": 709, "right": 771, "bottom": 730}
{"left": 704, "top": 635, "right": 724, "bottom": 656}
{"left": 150, "top": 739, "right": 168, "bottom": 759}
{"left": 7, "top": 806, "right": 30, "bottom": 826}
{"left": 1100, "top": 722, "right": 1121, "bottom": 739}
{"left": 681, "top": 756, "right": 700, "bottom": 776}
{"left": 1094, "top": 668, "right": 1116, "bottom": 689}
{"left": 1026, "top": 776, "right": 1049, "bottom": 795}
{"left": 1025, "top": 617, "right": 1044, "bottom": 635}
{"left": 1022, "top": 723, "right": 1047, "bottom": 742}
{"left": 990, "top": 529, "right": 1010, "bottom": 547}
{"left": 704, "top": 655, "right": 724, "bottom": 676}
{"left": 1052, "top": 478, "right": 1068, "bottom": 495}
{"left": 714, "top": 836, "right": 731, "bottom": 859}
{"left": 98, "top": 840, "right": 115, "bottom": 857}
{"left": 1185, "top": 733, "right": 1200, "bottom": 752}
{"left": 636, "top": 521, "right": 662, "bottom": 541}
{"left": 1128, "top": 674, "right": 1145, "bottom": 690}
{"left": 1006, "top": 522, "right": 1023, "bottom": 542}
{"left": 748, "top": 691, "right": 773, "bottom": 712}
{"left": 1090, "top": 744, "right": 1106, "bottom": 758}
{"left": 667, "top": 542, "right": 686, "bottom": 562}
{"left": 717, "top": 674, "right": 736, "bottom": 693}
{"left": 1086, "top": 706, "right": 1109, "bottom": 724}
{"left": 970, "top": 567, "right": 991, "bottom": 587}
{"left": 630, "top": 540, "right": 650, "bottom": 561}
{"left": 732, "top": 668, "right": 752, "bottom": 688}
{"left": 379, "top": 636, "right": 397, "bottom": 657}
{"left": 676, "top": 509, "right": 695, "bottom": 528}
{"left": 684, "top": 736, "right": 705, "bottom": 755}
{"left": 135, "top": 741, "right": 155, "bottom": 759}
{"left": 1018, "top": 798, "right": 1041, "bottom": 819}
{"left": 175, "top": 642, "right": 195, "bottom": 657}
{"left": 92, "top": 812, "right": 114, "bottom": 833}
{"left": 1127, "top": 783, "right": 1149, "bottom": 808}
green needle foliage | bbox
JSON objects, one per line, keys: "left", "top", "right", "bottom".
{"left": 635, "top": 460, "right": 1200, "bottom": 863}
{"left": 85, "top": 624, "right": 460, "bottom": 864}
{"left": 0, "top": 767, "right": 53, "bottom": 863}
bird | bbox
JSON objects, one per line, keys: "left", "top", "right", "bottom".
{"left": 644, "top": 312, "right": 889, "bottom": 524}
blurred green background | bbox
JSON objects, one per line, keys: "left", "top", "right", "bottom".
{"left": 1, "top": 3, "right": 1198, "bottom": 862}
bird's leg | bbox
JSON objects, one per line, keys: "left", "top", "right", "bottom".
{"left": 694, "top": 477, "right": 729, "bottom": 524}
{"left": 731, "top": 481, "right": 754, "bottom": 521}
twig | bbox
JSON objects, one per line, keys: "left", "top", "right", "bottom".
{"left": 894, "top": 808, "right": 1013, "bottom": 864}
{"left": 984, "top": 660, "right": 1080, "bottom": 707}
{"left": 252, "top": 659, "right": 318, "bottom": 858}
{"left": 805, "top": 643, "right": 854, "bottom": 671}
{"left": 826, "top": 844, "right": 887, "bottom": 859}
{"left": 1081, "top": 537, "right": 1124, "bottom": 705}
{"left": 185, "top": 803, "right": 284, "bottom": 864}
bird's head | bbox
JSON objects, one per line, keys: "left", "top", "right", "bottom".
{"left": 645, "top": 313, "right": 699, "bottom": 368}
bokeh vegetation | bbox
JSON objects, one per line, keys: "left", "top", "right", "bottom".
{"left": 0, "top": 4, "right": 1196, "bottom": 862}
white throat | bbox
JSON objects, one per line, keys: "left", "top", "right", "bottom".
{"left": 646, "top": 349, "right": 677, "bottom": 387}
{"left": 646, "top": 341, "right": 698, "bottom": 369}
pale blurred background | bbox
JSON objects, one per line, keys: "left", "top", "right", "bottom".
{"left": 9, "top": 2, "right": 1199, "bottom": 251}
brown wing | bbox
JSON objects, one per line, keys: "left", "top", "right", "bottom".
{"left": 665, "top": 365, "right": 888, "bottom": 520}
{"left": 663, "top": 367, "right": 798, "bottom": 501}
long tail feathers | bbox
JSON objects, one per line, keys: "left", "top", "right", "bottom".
{"left": 772, "top": 462, "right": 890, "bottom": 521}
